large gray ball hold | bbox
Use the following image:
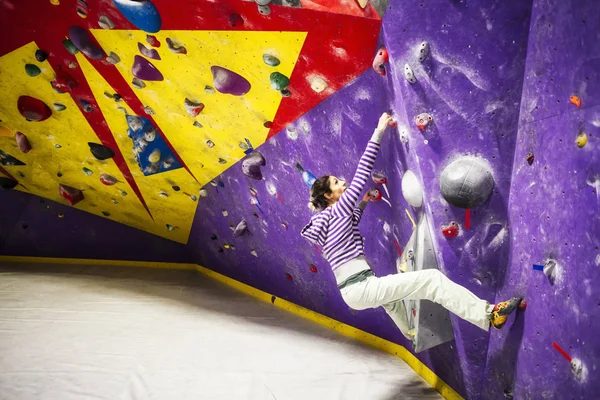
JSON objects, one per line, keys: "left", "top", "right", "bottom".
{"left": 440, "top": 156, "right": 494, "bottom": 209}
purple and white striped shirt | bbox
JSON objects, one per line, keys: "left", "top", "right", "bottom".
{"left": 301, "top": 140, "right": 381, "bottom": 271}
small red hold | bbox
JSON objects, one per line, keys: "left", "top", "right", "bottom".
{"left": 17, "top": 96, "right": 52, "bottom": 122}
{"left": 59, "top": 184, "right": 84, "bottom": 206}
{"left": 368, "top": 188, "right": 382, "bottom": 201}
{"left": 228, "top": 13, "right": 244, "bottom": 27}
{"left": 372, "top": 46, "right": 389, "bottom": 76}
{"left": 518, "top": 299, "right": 527, "bottom": 310}
{"left": 51, "top": 74, "right": 76, "bottom": 94}
{"left": 285, "top": 273, "right": 293, "bottom": 281}
{"left": 526, "top": 152, "right": 534, "bottom": 165}
{"left": 15, "top": 132, "right": 32, "bottom": 153}
{"left": 146, "top": 34, "right": 161, "bottom": 48}
{"left": 264, "top": 121, "right": 273, "bottom": 128}
{"left": 309, "top": 265, "right": 318, "bottom": 273}
{"left": 441, "top": 222, "right": 459, "bottom": 238}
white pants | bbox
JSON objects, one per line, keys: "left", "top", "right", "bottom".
{"left": 339, "top": 264, "right": 493, "bottom": 337}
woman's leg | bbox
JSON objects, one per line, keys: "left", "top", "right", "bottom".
{"left": 381, "top": 301, "right": 412, "bottom": 339}
{"left": 341, "top": 269, "right": 494, "bottom": 331}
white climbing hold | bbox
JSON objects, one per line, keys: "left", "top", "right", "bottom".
{"left": 98, "top": 15, "right": 115, "bottom": 29}
{"left": 404, "top": 64, "right": 416, "bottom": 84}
{"left": 250, "top": 249, "right": 258, "bottom": 257}
{"left": 417, "top": 41, "right": 430, "bottom": 62}
{"left": 309, "top": 76, "right": 328, "bottom": 93}
{"left": 106, "top": 52, "right": 120, "bottom": 65}
{"left": 415, "top": 113, "right": 433, "bottom": 130}
{"left": 401, "top": 170, "right": 423, "bottom": 207}
{"left": 199, "top": 188, "right": 208, "bottom": 197}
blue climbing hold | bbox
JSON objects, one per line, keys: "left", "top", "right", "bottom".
{"left": 113, "top": 0, "right": 162, "bottom": 33}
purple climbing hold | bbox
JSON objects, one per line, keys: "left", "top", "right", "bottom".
{"left": 68, "top": 26, "right": 105, "bottom": 60}
{"left": 132, "top": 55, "right": 164, "bottom": 81}
{"left": 17, "top": 96, "right": 52, "bottom": 122}
{"left": 233, "top": 219, "right": 249, "bottom": 237}
{"left": 15, "top": 132, "right": 32, "bottom": 153}
{"left": 138, "top": 42, "right": 161, "bottom": 60}
{"left": 210, "top": 66, "right": 251, "bottom": 96}
{"left": 241, "top": 151, "right": 266, "bottom": 180}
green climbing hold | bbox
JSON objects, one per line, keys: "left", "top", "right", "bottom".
{"left": 25, "top": 64, "right": 41, "bottom": 77}
{"left": 62, "top": 39, "right": 79, "bottom": 55}
{"left": 263, "top": 54, "right": 280, "bottom": 67}
{"left": 53, "top": 102, "right": 66, "bottom": 111}
{"left": 82, "top": 167, "right": 93, "bottom": 176}
{"left": 270, "top": 72, "right": 290, "bottom": 90}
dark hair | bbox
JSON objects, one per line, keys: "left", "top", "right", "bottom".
{"left": 308, "top": 175, "right": 332, "bottom": 211}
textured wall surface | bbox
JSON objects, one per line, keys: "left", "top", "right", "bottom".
{"left": 1, "top": 0, "right": 599, "bottom": 399}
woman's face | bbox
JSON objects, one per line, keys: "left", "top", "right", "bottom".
{"left": 325, "top": 176, "right": 347, "bottom": 204}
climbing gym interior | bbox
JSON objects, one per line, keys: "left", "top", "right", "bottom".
{"left": 0, "top": 0, "right": 598, "bottom": 399}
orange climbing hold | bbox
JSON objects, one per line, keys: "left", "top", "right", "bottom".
{"left": 570, "top": 95, "right": 581, "bottom": 108}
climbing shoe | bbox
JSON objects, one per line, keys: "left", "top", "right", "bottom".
{"left": 490, "top": 297, "right": 522, "bottom": 329}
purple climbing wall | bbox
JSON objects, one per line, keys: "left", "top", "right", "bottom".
{"left": 0, "top": 189, "right": 191, "bottom": 263}
{"left": 482, "top": 0, "right": 600, "bottom": 398}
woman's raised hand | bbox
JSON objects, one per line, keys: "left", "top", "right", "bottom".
{"left": 377, "top": 112, "right": 394, "bottom": 132}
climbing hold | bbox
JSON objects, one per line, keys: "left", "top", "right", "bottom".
{"left": 127, "top": 115, "right": 143, "bottom": 132}
{"left": 98, "top": 15, "right": 115, "bottom": 29}
{"left": 15, "top": 132, "right": 32, "bottom": 153}
{"left": 35, "top": 49, "right": 48, "bottom": 62}
{"left": 88, "top": 142, "right": 115, "bottom": 160}
{"left": 18, "top": 96, "right": 52, "bottom": 122}
{"left": 368, "top": 188, "right": 391, "bottom": 206}
{"left": 440, "top": 156, "right": 494, "bottom": 209}
{"left": 25, "top": 64, "right": 41, "bottom": 77}
{"left": 217, "top": 247, "right": 224, "bottom": 253}
{"left": 264, "top": 121, "right": 273, "bottom": 128}
{"left": 184, "top": 98, "right": 205, "bottom": 117}
{"left": 570, "top": 95, "right": 581, "bottom": 108}
{"left": 158, "top": 191, "right": 168, "bottom": 197}
{"left": 69, "top": 26, "right": 105, "bottom": 59}
{"left": 296, "top": 163, "right": 316, "bottom": 187}
{"left": 79, "top": 99, "right": 93, "bottom": 112}
{"left": 372, "top": 47, "right": 388, "bottom": 76}
{"left": 371, "top": 171, "right": 390, "bottom": 198}
{"left": 401, "top": 170, "right": 422, "bottom": 207}
{"left": 76, "top": 0, "right": 88, "bottom": 18}
{"left": 526, "top": 152, "right": 534, "bottom": 165}
{"left": 50, "top": 0, "right": 60, "bottom": 5}
{"left": 199, "top": 188, "right": 208, "bottom": 197}
{"left": 143, "top": 106, "right": 155, "bottom": 115}
{"left": 270, "top": 72, "right": 290, "bottom": 90}
{"left": 256, "top": 0, "right": 271, "bottom": 5}
{"left": 138, "top": 42, "right": 160, "bottom": 60}
{"left": 221, "top": 209, "right": 228, "bottom": 217}
{"left": 204, "top": 85, "right": 215, "bottom": 94}
{"left": 310, "top": 265, "right": 318, "bottom": 273}
{"left": 101, "top": 211, "right": 111, "bottom": 217}
{"left": 166, "top": 38, "right": 187, "bottom": 54}
{"left": 62, "top": 39, "right": 79, "bottom": 55}
{"left": 211, "top": 66, "right": 251, "bottom": 96}
{"left": 242, "top": 151, "right": 266, "bottom": 180}
{"left": 132, "top": 77, "right": 146, "bottom": 89}
{"left": 404, "top": 64, "right": 416, "bottom": 84}
{"left": 106, "top": 52, "right": 121, "bottom": 64}
{"left": 229, "top": 14, "right": 244, "bottom": 27}
{"left": 59, "top": 184, "right": 84, "bottom": 206}
{"left": 218, "top": 158, "right": 227, "bottom": 164}
{"left": 51, "top": 74, "right": 76, "bottom": 94}
{"left": 112, "top": 0, "right": 162, "bottom": 33}
{"left": 193, "top": 121, "right": 203, "bottom": 128}
{"left": 99, "top": 173, "right": 118, "bottom": 186}
{"left": 417, "top": 41, "right": 430, "bottom": 62}
{"left": 82, "top": 167, "right": 93, "bottom": 176}
{"left": 0, "top": 125, "right": 14, "bottom": 137}
{"left": 206, "top": 140, "right": 215, "bottom": 148}
{"left": 120, "top": 190, "right": 127, "bottom": 196}
{"left": 144, "top": 129, "right": 156, "bottom": 142}
{"left": 309, "top": 76, "right": 328, "bottom": 93}
{"left": 250, "top": 249, "right": 258, "bottom": 257}
{"left": 285, "top": 273, "right": 293, "bottom": 281}
{"left": 68, "top": 61, "right": 77, "bottom": 69}
{"left": 146, "top": 34, "right": 160, "bottom": 47}
{"left": 148, "top": 149, "right": 161, "bottom": 163}
{"left": 280, "top": 89, "right": 292, "bottom": 97}
{"left": 257, "top": 4, "right": 271, "bottom": 15}
{"left": 0, "top": 177, "right": 18, "bottom": 189}
{"left": 166, "top": 224, "right": 177, "bottom": 231}
{"left": 263, "top": 54, "right": 280, "bottom": 67}
{"left": 55, "top": 144, "right": 62, "bottom": 149}
{"left": 281, "top": 223, "right": 288, "bottom": 230}
{"left": 58, "top": 213, "right": 64, "bottom": 218}
{"left": 132, "top": 55, "right": 164, "bottom": 81}
{"left": 415, "top": 113, "right": 433, "bottom": 131}
{"left": 518, "top": 299, "right": 527, "bottom": 310}
{"left": 576, "top": 132, "right": 587, "bottom": 148}
{"left": 233, "top": 219, "right": 249, "bottom": 237}
{"left": 172, "top": 185, "right": 180, "bottom": 191}
{"left": 286, "top": 126, "right": 298, "bottom": 140}
{"left": 543, "top": 259, "right": 557, "bottom": 278}
{"left": 441, "top": 222, "right": 459, "bottom": 238}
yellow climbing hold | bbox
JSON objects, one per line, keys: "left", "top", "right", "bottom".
{"left": 356, "top": 0, "right": 369, "bottom": 8}
{"left": 148, "top": 149, "right": 161, "bottom": 163}
{"left": 576, "top": 132, "right": 587, "bottom": 148}
{"left": 50, "top": 0, "right": 60, "bottom": 4}
{"left": 0, "top": 125, "right": 15, "bottom": 137}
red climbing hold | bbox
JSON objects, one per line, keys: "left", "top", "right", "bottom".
{"left": 285, "top": 273, "right": 293, "bottom": 281}
{"left": 17, "top": 96, "right": 52, "bottom": 122}
{"left": 310, "top": 265, "right": 318, "bottom": 273}
{"left": 518, "top": 299, "right": 527, "bottom": 310}
{"left": 441, "top": 222, "right": 459, "bottom": 238}
{"left": 526, "top": 152, "right": 534, "bottom": 165}
{"left": 264, "top": 121, "right": 273, "bottom": 128}
{"left": 228, "top": 14, "right": 244, "bottom": 27}
{"left": 15, "top": 132, "right": 32, "bottom": 153}
{"left": 372, "top": 46, "right": 389, "bottom": 76}
{"left": 146, "top": 34, "right": 161, "bottom": 47}
{"left": 415, "top": 113, "right": 433, "bottom": 131}
{"left": 51, "top": 73, "right": 77, "bottom": 94}
{"left": 184, "top": 98, "right": 205, "bottom": 117}
{"left": 59, "top": 184, "right": 84, "bottom": 206}
{"left": 99, "top": 173, "right": 118, "bottom": 186}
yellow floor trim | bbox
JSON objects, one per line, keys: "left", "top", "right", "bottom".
{"left": 0, "top": 256, "right": 462, "bottom": 399}
{"left": 0, "top": 256, "right": 197, "bottom": 270}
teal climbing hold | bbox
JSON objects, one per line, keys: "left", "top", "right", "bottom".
{"left": 270, "top": 72, "right": 290, "bottom": 90}
{"left": 62, "top": 39, "right": 79, "bottom": 55}
{"left": 263, "top": 54, "right": 280, "bottom": 67}
{"left": 25, "top": 64, "right": 41, "bottom": 77}
{"left": 53, "top": 102, "right": 66, "bottom": 111}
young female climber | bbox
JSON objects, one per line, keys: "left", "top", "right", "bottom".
{"left": 300, "top": 112, "right": 521, "bottom": 339}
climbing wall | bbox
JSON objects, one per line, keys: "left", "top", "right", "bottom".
{"left": 0, "top": 0, "right": 380, "bottom": 244}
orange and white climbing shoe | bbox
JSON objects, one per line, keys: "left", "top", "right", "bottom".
{"left": 490, "top": 297, "right": 523, "bottom": 329}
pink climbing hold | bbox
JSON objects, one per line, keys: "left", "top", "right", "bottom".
{"left": 99, "top": 173, "right": 118, "bottom": 186}
{"left": 59, "top": 184, "right": 84, "bottom": 206}
{"left": 17, "top": 96, "right": 52, "bottom": 122}
{"left": 132, "top": 55, "right": 164, "bottom": 81}
{"left": 15, "top": 132, "right": 32, "bottom": 153}
{"left": 372, "top": 46, "right": 389, "bottom": 76}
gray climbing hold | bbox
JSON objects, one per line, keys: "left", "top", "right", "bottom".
{"left": 25, "top": 64, "right": 41, "bottom": 77}
{"left": 138, "top": 42, "right": 161, "bottom": 60}
{"left": 193, "top": 121, "right": 203, "bottom": 128}
{"left": 263, "top": 54, "right": 280, "bottom": 67}
{"left": 144, "top": 105, "right": 155, "bottom": 115}
{"left": 404, "top": 64, "right": 416, "bottom": 84}
{"left": 440, "top": 156, "right": 494, "bottom": 209}
{"left": 417, "top": 41, "right": 430, "bottom": 62}
{"left": 256, "top": 0, "right": 271, "bottom": 5}
{"left": 258, "top": 4, "right": 271, "bottom": 15}
{"left": 106, "top": 52, "right": 121, "bottom": 64}
{"left": 204, "top": 85, "right": 216, "bottom": 94}
{"left": 98, "top": 15, "right": 115, "bottom": 29}
{"left": 132, "top": 77, "right": 146, "bottom": 89}
{"left": 166, "top": 38, "right": 187, "bottom": 54}
{"left": 82, "top": 167, "right": 93, "bottom": 176}
{"left": 218, "top": 158, "right": 227, "bottom": 164}
{"left": 242, "top": 151, "right": 266, "bottom": 180}
{"left": 206, "top": 140, "right": 215, "bottom": 148}
{"left": 233, "top": 219, "right": 249, "bottom": 237}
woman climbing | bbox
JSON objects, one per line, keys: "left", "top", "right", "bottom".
{"left": 300, "top": 112, "right": 522, "bottom": 339}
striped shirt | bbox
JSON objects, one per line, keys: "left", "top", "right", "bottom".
{"left": 301, "top": 140, "right": 381, "bottom": 271}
